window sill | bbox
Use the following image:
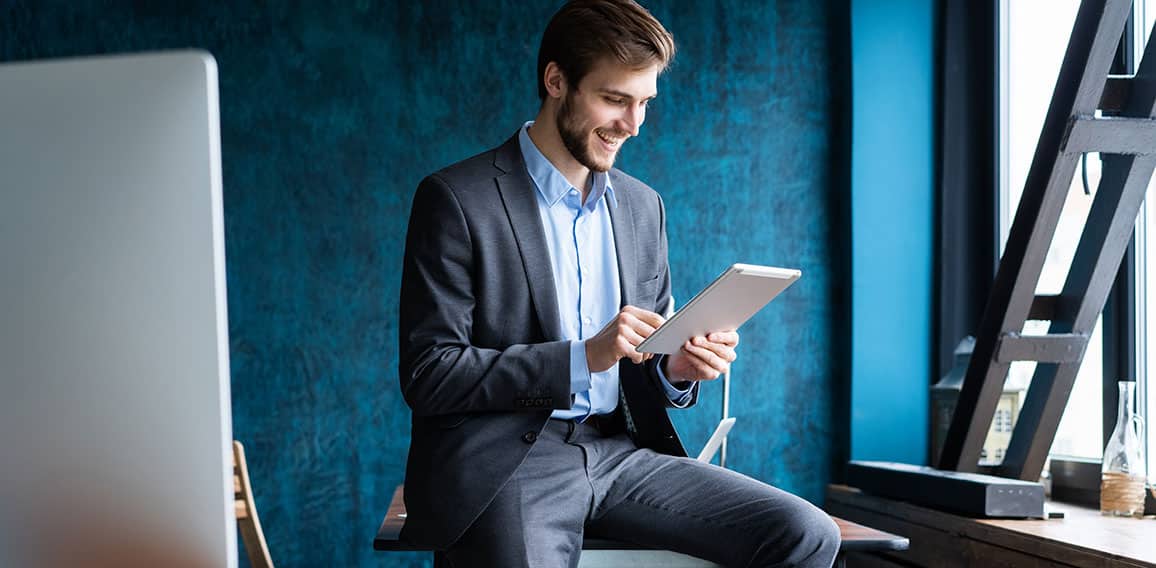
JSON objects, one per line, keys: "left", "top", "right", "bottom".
{"left": 827, "top": 484, "right": 1156, "bottom": 567}
{"left": 1047, "top": 457, "right": 1156, "bottom": 515}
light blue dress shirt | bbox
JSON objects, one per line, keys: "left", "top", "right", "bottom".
{"left": 517, "top": 122, "right": 692, "bottom": 421}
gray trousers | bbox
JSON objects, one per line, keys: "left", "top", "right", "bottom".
{"left": 442, "top": 419, "right": 840, "bottom": 568}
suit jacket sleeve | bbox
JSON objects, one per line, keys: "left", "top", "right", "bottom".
{"left": 398, "top": 173, "right": 572, "bottom": 417}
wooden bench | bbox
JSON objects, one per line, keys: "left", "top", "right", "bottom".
{"left": 375, "top": 485, "right": 909, "bottom": 567}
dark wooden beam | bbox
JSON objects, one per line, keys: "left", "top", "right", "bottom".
{"left": 994, "top": 333, "right": 1089, "bottom": 363}
{"left": 1064, "top": 116, "right": 1156, "bottom": 154}
{"left": 997, "top": 20, "right": 1156, "bottom": 482}
{"left": 938, "top": 0, "right": 1133, "bottom": 473}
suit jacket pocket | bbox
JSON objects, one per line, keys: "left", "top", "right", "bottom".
{"left": 636, "top": 275, "right": 662, "bottom": 309}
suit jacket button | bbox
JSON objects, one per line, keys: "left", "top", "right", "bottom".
{"left": 522, "top": 431, "right": 538, "bottom": 444}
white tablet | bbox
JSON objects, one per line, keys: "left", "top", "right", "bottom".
{"left": 637, "top": 263, "right": 801, "bottom": 354}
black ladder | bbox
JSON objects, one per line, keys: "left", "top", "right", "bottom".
{"left": 939, "top": 0, "right": 1156, "bottom": 481}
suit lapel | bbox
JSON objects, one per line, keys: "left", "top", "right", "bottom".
{"left": 493, "top": 136, "right": 563, "bottom": 340}
{"left": 607, "top": 172, "right": 637, "bottom": 308}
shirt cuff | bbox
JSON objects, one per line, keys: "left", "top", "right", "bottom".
{"left": 570, "top": 341, "right": 592, "bottom": 395}
{"left": 656, "top": 355, "right": 694, "bottom": 407}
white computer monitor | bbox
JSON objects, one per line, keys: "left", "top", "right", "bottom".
{"left": 0, "top": 51, "right": 235, "bottom": 568}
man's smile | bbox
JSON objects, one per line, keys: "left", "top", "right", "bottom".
{"left": 595, "top": 127, "right": 627, "bottom": 150}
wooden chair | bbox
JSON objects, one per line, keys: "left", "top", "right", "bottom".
{"left": 233, "top": 441, "right": 274, "bottom": 568}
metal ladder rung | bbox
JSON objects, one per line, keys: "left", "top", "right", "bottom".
{"left": 1063, "top": 116, "right": 1156, "bottom": 154}
{"left": 994, "top": 332, "right": 1089, "bottom": 363}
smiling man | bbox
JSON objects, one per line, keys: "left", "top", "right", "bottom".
{"left": 397, "top": 1, "right": 840, "bottom": 566}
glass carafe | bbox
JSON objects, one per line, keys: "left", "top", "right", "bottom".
{"left": 1100, "top": 381, "right": 1146, "bottom": 517}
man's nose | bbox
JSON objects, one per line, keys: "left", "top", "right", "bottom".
{"left": 621, "top": 105, "right": 644, "bottom": 136}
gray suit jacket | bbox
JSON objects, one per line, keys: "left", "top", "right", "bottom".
{"left": 397, "top": 134, "right": 699, "bottom": 549}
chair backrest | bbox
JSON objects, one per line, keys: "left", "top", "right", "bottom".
{"left": 233, "top": 441, "right": 274, "bottom": 568}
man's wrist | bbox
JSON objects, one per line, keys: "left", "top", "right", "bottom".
{"left": 584, "top": 339, "right": 603, "bottom": 373}
{"left": 656, "top": 356, "right": 687, "bottom": 387}
{"left": 660, "top": 354, "right": 691, "bottom": 388}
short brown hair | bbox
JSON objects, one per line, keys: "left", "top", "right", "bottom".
{"left": 536, "top": 0, "right": 676, "bottom": 100}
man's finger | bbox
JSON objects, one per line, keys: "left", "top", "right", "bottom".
{"left": 685, "top": 352, "right": 723, "bottom": 380}
{"left": 619, "top": 312, "right": 658, "bottom": 339}
{"left": 692, "top": 336, "right": 737, "bottom": 363}
{"left": 621, "top": 325, "right": 648, "bottom": 348}
{"left": 622, "top": 305, "right": 665, "bottom": 329}
{"left": 624, "top": 342, "right": 646, "bottom": 364}
{"left": 683, "top": 341, "right": 728, "bottom": 374}
{"left": 707, "top": 330, "right": 739, "bottom": 347}
{"left": 615, "top": 327, "right": 651, "bottom": 364}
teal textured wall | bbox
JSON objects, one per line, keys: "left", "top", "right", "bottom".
{"left": 1, "top": 1, "right": 850, "bottom": 566}
{"left": 850, "top": 0, "right": 934, "bottom": 464}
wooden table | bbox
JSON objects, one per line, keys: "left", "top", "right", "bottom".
{"left": 376, "top": 485, "right": 909, "bottom": 567}
{"left": 827, "top": 484, "right": 1156, "bottom": 567}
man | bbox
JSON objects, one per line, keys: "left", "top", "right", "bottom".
{"left": 398, "top": 1, "right": 840, "bottom": 566}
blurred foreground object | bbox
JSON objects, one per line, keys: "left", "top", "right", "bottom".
{"left": 0, "top": 51, "right": 235, "bottom": 567}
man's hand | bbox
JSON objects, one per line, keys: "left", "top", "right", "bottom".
{"left": 664, "top": 331, "right": 739, "bottom": 383}
{"left": 585, "top": 306, "right": 665, "bottom": 373}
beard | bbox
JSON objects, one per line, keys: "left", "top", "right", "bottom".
{"left": 556, "top": 92, "right": 623, "bottom": 173}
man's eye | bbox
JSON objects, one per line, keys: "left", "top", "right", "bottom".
{"left": 606, "top": 97, "right": 626, "bottom": 105}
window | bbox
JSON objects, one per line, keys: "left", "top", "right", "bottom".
{"left": 1001, "top": 0, "right": 1103, "bottom": 462}
{"left": 1001, "top": 0, "right": 1153, "bottom": 490}
{"left": 995, "top": 408, "right": 1014, "bottom": 434}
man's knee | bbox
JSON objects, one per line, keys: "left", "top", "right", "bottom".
{"left": 811, "top": 511, "right": 841, "bottom": 562}
{"left": 788, "top": 503, "right": 840, "bottom": 568}
{"left": 752, "top": 496, "right": 840, "bottom": 568}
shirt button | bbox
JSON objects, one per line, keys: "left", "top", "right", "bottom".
{"left": 583, "top": 316, "right": 593, "bottom": 325}
{"left": 522, "top": 431, "right": 538, "bottom": 444}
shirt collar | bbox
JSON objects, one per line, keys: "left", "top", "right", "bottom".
{"left": 517, "top": 121, "right": 616, "bottom": 208}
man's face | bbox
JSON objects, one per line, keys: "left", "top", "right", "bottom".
{"left": 555, "top": 58, "right": 660, "bottom": 173}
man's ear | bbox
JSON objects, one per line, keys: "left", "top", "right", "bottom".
{"left": 542, "top": 61, "right": 567, "bottom": 99}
